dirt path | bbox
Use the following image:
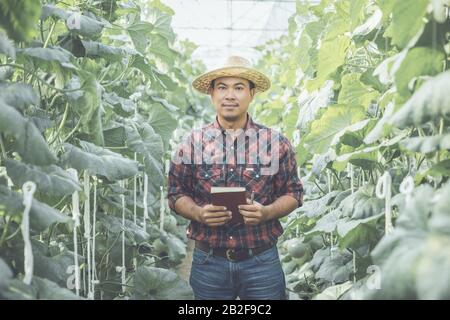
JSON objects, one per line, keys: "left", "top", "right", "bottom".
{"left": 176, "top": 239, "right": 194, "bottom": 282}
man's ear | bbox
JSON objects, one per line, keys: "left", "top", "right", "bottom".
{"left": 250, "top": 88, "right": 256, "bottom": 99}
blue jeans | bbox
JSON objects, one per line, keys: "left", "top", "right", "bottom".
{"left": 189, "top": 245, "right": 287, "bottom": 300}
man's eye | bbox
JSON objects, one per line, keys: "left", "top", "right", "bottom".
{"left": 236, "top": 87, "right": 243, "bottom": 90}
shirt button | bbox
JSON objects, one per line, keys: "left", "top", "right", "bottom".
{"left": 229, "top": 236, "right": 233, "bottom": 240}
{"left": 230, "top": 168, "right": 234, "bottom": 172}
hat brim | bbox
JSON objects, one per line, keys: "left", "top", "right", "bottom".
{"left": 192, "top": 66, "right": 271, "bottom": 94}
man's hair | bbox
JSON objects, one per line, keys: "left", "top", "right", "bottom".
{"left": 210, "top": 79, "right": 255, "bottom": 90}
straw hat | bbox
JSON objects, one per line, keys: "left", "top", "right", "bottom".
{"left": 192, "top": 55, "right": 271, "bottom": 94}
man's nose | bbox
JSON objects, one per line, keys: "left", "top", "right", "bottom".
{"left": 225, "top": 89, "right": 236, "bottom": 100}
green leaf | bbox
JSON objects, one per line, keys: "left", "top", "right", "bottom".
{"left": 338, "top": 73, "right": 380, "bottom": 108}
{"left": 133, "top": 266, "right": 194, "bottom": 300}
{"left": 297, "top": 80, "right": 334, "bottom": 130}
{"left": 298, "top": 191, "right": 341, "bottom": 218}
{"left": 415, "top": 234, "right": 450, "bottom": 299}
{"left": 337, "top": 213, "right": 384, "bottom": 250}
{"left": 0, "top": 0, "right": 41, "bottom": 42}
{"left": 160, "top": 230, "right": 186, "bottom": 262}
{"left": 396, "top": 184, "right": 434, "bottom": 232}
{"left": 17, "top": 46, "right": 76, "bottom": 70}
{"left": 80, "top": 40, "right": 131, "bottom": 62}
{"left": 333, "top": 146, "right": 378, "bottom": 172}
{"left": 0, "top": 258, "right": 13, "bottom": 289}
{"left": 369, "top": 233, "right": 425, "bottom": 299}
{"left": 0, "top": 31, "right": 15, "bottom": 58}
{"left": 0, "top": 185, "right": 71, "bottom": 232}
{"left": 127, "top": 21, "right": 154, "bottom": 55}
{"left": 340, "top": 184, "right": 384, "bottom": 219}
{"left": 0, "top": 83, "right": 38, "bottom": 112}
{"left": 390, "top": 71, "right": 450, "bottom": 128}
{"left": 352, "top": 8, "right": 382, "bottom": 37}
{"left": 103, "top": 92, "right": 135, "bottom": 113}
{"left": 33, "top": 277, "right": 82, "bottom": 300}
{"left": 429, "top": 181, "right": 450, "bottom": 235}
{"left": 303, "top": 105, "right": 366, "bottom": 154}
{"left": 67, "top": 13, "right": 105, "bottom": 38}
{"left": 5, "top": 159, "right": 81, "bottom": 197}
{"left": 124, "top": 121, "right": 164, "bottom": 185}
{"left": 426, "top": 159, "right": 450, "bottom": 178}
{"left": 147, "top": 7, "right": 176, "bottom": 43}
{"left": 148, "top": 34, "right": 178, "bottom": 66}
{"left": 41, "top": 5, "right": 105, "bottom": 38}
{"left": 313, "top": 281, "right": 353, "bottom": 300}
{"left": 305, "top": 209, "right": 341, "bottom": 236}
{"left": 0, "top": 100, "right": 57, "bottom": 166}
{"left": 384, "top": 0, "right": 429, "bottom": 49}
{"left": 146, "top": 103, "right": 177, "bottom": 149}
{"left": 309, "top": 35, "right": 351, "bottom": 90}
{"left": 100, "top": 213, "right": 151, "bottom": 245}
{"left": 61, "top": 141, "right": 139, "bottom": 181}
{"left": 395, "top": 47, "right": 445, "bottom": 99}
{"left": 400, "top": 134, "right": 450, "bottom": 154}
{"left": 314, "top": 248, "right": 353, "bottom": 284}
{"left": 0, "top": 278, "right": 37, "bottom": 299}
{"left": 65, "top": 73, "right": 103, "bottom": 144}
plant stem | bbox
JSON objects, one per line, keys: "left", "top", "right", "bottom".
{"left": 61, "top": 118, "right": 82, "bottom": 143}
{"left": 0, "top": 63, "right": 82, "bottom": 93}
{"left": 43, "top": 21, "right": 56, "bottom": 48}
{"left": 49, "top": 102, "right": 70, "bottom": 145}
{"left": 332, "top": 169, "right": 345, "bottom": 190}
{"left": 0, "top": 216, "right": 11, "bottom": 248}
{"left": 0, "top": 134, "right": 7, "bottom": 161}
{"left": 313, "top": 179, "right": 326, "bottom": 195}
{"left": 437, "top": 118, "right": 444, "bottom": 163}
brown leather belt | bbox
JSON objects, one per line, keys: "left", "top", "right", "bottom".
{"left": 195, "top": 240, "right": 274, "bottom": 262}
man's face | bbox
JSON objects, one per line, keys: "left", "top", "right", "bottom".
{"left": 209, "top": 76, "right": 255, "bottom": 122}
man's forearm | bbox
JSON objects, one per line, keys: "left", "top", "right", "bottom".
{"left": 174, "top": 195, "right": 201, "bottom": 222}
{"left": 264, "top": 195, "right": 298, "bottom": 221}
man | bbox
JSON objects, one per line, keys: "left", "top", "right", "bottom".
{"left": 168, "top": 56, "right": 304, "bottom": 300}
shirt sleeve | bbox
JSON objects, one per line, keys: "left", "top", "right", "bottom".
{"left": 167, "top": 135, "right": 194, "bottom": 213}
{"left": 273, "top": 135, "right": 304, "bottom": 208}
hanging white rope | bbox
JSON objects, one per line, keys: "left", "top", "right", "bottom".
{"left": 0, "top": 167, "right": 13, "bottom": 189}
{"left": 120, "top": 180, "right": 126, "bottom": 293}
{"left": 67, "top": 168, "right": 81, "bottom": 296}
{"left": 133, "top": 153, "right": 137, "bottom": 224}
{"left": 91, "top": 177, "right": 98, "bottom": 299}
{"left": 142, "top": 174, "right": 149, "bottom": 232}
{"left": 326, "top": 170, "right": 332, "bottom": 193}
{"left": 376, "top": 171, "right": 394, "bottom": 234}
{"left": 347, "top": 163, "right": 354, "bottom": 194}
{"left": 352, "top": 250, "right": 356, "bottom": 283}
{"left": 83, "top": 170, "right": 93, "bottom": 299}
{"left": 159, "top": 186, "right": 165, "bottom": 232}
{"left": 21, "top": 181, "right": 36, "bottom": 285}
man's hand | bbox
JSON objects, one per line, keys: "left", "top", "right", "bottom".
{"left": 238, "top": 198, "right": 269, "bottom": 225}
{"left": 195, "top": 204, "right": 232, "bottom": 227}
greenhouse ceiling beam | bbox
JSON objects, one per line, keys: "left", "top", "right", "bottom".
{"left": 174, "top": 27, "right": 287, "bottom": 31}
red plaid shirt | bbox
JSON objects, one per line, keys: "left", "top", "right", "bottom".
{"left": 168, "top": 113, "right": 304, "bottom": 249}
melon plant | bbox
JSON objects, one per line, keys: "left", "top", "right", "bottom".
{"left": 254, "top": 0, "right": 450, "bottom": 300}
{"left": 0, "top": 0, "right": 213, "bottom": 300}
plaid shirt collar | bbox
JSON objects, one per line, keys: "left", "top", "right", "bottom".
{"left": 211, "top": 113, "right": 258, "bottom": 133}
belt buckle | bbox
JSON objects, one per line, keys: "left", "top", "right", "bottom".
{"left": 226, "top": 249, "right": 236, "bottom": 262}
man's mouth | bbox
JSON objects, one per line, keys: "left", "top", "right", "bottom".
{"left": 222, "top": 104, "right": 239, "bottom": 108}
